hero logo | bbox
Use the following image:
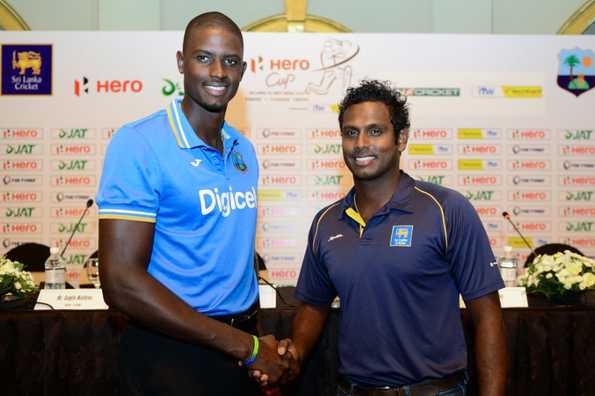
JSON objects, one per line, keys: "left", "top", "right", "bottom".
{"left": 509, "top": 129, "right": 550, "bottom": 140}
{"left": 51, "top": 207, "right": 87, "bottom": 218}
{"left": 458, "top": 144, "right": 500, "bottom": 155}
{"left": 259, "top": 207, "right": 298, "bottom": 217}
{"left": 51, "top": 175, "right": 96, "bottom": 187}
{"left": 199, "top": 186, "right": 256, "bottom": 218}
{"left": 250, "top": 56, "right": 310, "bottom": 73}
{"left": 474, "top": 206, "right": 499, "bottom": 217}
{"left": 1, "top": 160, "right": 41, "bottom": 171}
{"left": 309, "top": 128, "right": 341, "bottom": 139}
{"left": 560, "top": 145, "right": 595, "bottom": 156}
{"left": 458, "top": 175, "right": 501, "bottom": 186}
{"left": 509, "top": 191, "right": 550, "bottom": 201}
{"left": 260, "top": 175, "right": 300, "bottom": 185}
{"left": 258, "top": 144, "right": 299, "bottom": 155}
{"left": 51, "top": 237, "right": 94, "bottom": 250}
{"left": 1, "top": 191, "right": 41, "bottom": 202}
{"left": 268, "top": 268, "right": 299, "bottom": 283}
{"left": 562, "top": 237, "right": 595, "bottom": 249}
{"left": 510, "top": 222, "right": 551, "bottom": 233}
{"left": 559, "top": 176, "right": 595, "bottom": 186}
{"left": 74, "top": 76, "right": 143, "bottom": 96}
{"left": 559, "top": 207, "right": 595, "bottom": 218}
{"left": 409, "top": 159, "right": 451, "bottom": 170}
{"left": 308, "top": 159, "right": 345, "bottom": 170}
{"left": 257, "top": 238, "right": 297, "bottom": 250}
{"left": 310, "top": 191, "right": 344, "bottom": 201}
{"left": 2, "top": 128, "right": 42, "bottom": 139}
{"left": 52, "top": 143, "right": 95, "bottom": 155}
{"left": 411, "top": 128, "right": 451, "bottom": 140}
{"left": 1, "top": 223, "right": 41, "bottom": 234}
{"left": 508, "top": 160, "right": 549, "bottom": 171}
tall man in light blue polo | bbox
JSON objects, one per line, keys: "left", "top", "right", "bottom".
{"left": 96, "top": 12, "right": 287, "bottom": 395}
{"left": 275, "top": 80, "right": 507, "bottom": 395}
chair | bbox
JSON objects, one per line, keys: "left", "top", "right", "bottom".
{"left": 5, "top": 242, "right": 50, "bottom": 272}
{"left": 525, "top": 243, "right": 584, "bottom": 266}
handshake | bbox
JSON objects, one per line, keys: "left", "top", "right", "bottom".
{"left": 244, "top": 335, "right": 302, "bottom": 387}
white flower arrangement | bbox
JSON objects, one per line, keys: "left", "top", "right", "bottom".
{"left": 0, "top": 255, "right": 38, "bottom": 300}
{"left": 518, "top": 250, "right": 595, "bottom": 300}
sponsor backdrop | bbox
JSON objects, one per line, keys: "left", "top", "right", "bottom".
{"left": 1, "top": 32, "right": 594, "bottom": 284}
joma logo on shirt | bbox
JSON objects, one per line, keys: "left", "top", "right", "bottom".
{"left": 199, "top": 186, "right": 256, "bottom": 217}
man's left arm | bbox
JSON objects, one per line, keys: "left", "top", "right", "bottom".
{"left": 465, "top": 292, "right": 507, "bottom": 396}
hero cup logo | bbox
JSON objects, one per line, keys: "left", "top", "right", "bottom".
{"left": 557, "top": 48, "right": 595, "bottom": 97}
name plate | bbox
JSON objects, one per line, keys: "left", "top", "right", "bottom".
{"left": 35, "top": 289, "right": 109, "bottom": 310}
{"left": 259, "top": 284, "right": 276, "bottom": 309}
{"left": 459, "top": 287, "right": 528, "bottom": 308}
{"left": 498, "top": 287, "right": 528, "bottom": 308}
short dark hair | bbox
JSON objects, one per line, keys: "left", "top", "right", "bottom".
{"left": 182, "top": 12, "right": 243, "bottom": 53}
{"left": 338, "top": 80, "right": 410, "bottom": 139}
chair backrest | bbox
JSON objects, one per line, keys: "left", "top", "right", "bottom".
{"left": 5, "top": 242, "right": 51, "bottom": 272}
{"left": 525, "top": 243, "right": 584, "bottom": 266}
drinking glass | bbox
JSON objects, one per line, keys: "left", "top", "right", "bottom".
{"left": 86, "top": 258, "right": 101, "bottom": 288}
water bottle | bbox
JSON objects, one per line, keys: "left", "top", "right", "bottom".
{"left": 498, "top": 245, "right": 518, "bottom": 288}
{"left": 44, "top": 247, "right": 66, "bottom": 289}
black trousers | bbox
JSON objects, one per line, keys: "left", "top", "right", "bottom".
{"left": 120, "top": 321, "right": 262, "bottom": 396}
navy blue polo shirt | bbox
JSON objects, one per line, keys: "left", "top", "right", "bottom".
{"left": 295, "top": 171, "right": 504, "bottom": 386}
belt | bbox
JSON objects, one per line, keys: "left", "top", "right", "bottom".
{"left": 337, "top": 372, "right": 466, "bottom": 396}
{"left": 209, "top": 301, "right": 259, "bottom": 329}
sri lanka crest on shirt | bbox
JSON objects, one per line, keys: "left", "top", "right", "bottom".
{"left": 390, "top": 225, "right": 413, "bottom": 247}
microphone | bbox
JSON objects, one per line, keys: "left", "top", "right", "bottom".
{"left": 60, "top": 198, "right": 94, "bottom": 258}
{"left": 501, "top": 211, "right": 535, "bottom": 254}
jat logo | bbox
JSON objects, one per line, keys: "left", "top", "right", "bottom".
{"left": 1, "top": 44, "right": 52, "bottom": 95}
{"left": 563, "top": 129, "right": 593, "bottom": 140}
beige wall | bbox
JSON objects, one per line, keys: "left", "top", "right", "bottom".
{"left": 5, "top": 0, "right": 589, "bottom": 33}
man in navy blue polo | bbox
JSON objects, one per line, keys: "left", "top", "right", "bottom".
{"left": 276, "top": 80, "right": 507, "bottom": 395}
{"left": 97, "top": 12, "right": 287, "bottom": 395}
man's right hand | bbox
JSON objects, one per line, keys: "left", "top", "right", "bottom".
{"left": 248, "top": 335, "right": 290, "bottom": 387}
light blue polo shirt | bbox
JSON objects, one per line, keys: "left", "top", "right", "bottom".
{"left": 97, "top": 99, "right": 259, "bottom": 315}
